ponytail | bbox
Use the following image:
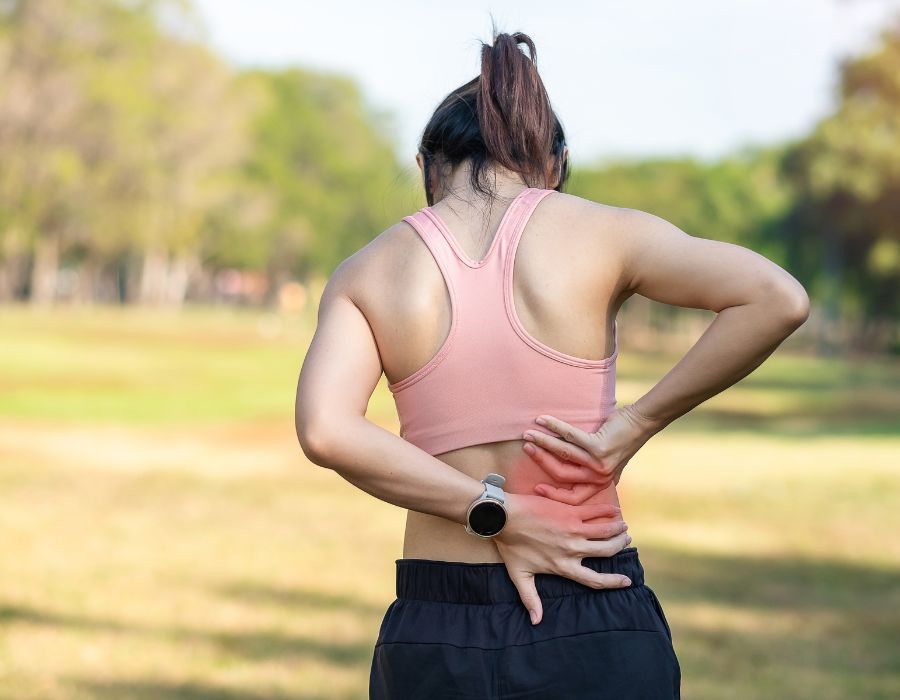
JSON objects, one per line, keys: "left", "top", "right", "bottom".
{"left": 418, "top": 29, "right": 568, "bottom": 205}
{"left": 477, "top": 32, "right": 555, "bottom": 188}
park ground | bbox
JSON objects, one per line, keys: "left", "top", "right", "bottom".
{"left": 1, "top": 305, "right": 898, "bottom": 699}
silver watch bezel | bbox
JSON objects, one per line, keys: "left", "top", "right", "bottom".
{"left": 464, "top": 473, "right": 509, "bottom": 538}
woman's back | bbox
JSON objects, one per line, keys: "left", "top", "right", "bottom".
{"left": 352, "top": 186, "right": 627, "bottom": 562}
{"left": 297, "top": 30, "right": 808, "bottom": 697}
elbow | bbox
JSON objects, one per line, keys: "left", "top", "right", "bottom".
{"left": 295, "top": 413, "right": 334, "bottom": 467}
{"left": 786, "top": 289, "right": 811, "bottom": 328}
{"left": 768, "top": 278, "right": 811, "bottom": 330}
{"left": 297, "top": 425, "right": 333, "bottom": 467}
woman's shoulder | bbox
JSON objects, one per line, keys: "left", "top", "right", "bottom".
{"left": 534, "top": 190, "right": 659, "bottom": 258}
{"left": 323, "top": 220, "right": 420, "bottom": 310}
{"left": 332, "top": 194, "right": 659, "bottom": 302}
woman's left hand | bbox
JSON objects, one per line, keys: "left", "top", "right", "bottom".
{"left": 521, "top": 405, "right": 661, "bottom": 505}
{"left": 522, "top": 440, "right": 608, "bottom": 506}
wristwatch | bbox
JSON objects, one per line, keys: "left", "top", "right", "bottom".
{"left": 464, "top": 473, "right": 508, "bottom": 538}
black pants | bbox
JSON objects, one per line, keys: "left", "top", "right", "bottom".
{"left": 369, "top": 545, "right": 681, "bottom": 699}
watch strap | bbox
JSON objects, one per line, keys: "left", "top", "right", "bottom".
{"left": 483, "top": 472, "right": 506, "bottom": 502}
{"left": 483, "top": 481, "right": 505, "bottom": 503}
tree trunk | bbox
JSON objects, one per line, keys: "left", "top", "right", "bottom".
{"left": 139, "top": 247, "right": 167, "bottom": 305}
{"left": 73, "top": 256, "right": 100, "bottom": 304}
{"left": 0, "top": 256, "right": 28, "bottom": 301}
{"left": 30, "top": 235, "right": 59, "bottom": 304}
{"left": 164, "top": 253, "right": 197, "bottom": 306}
{"left": 818, "top": 222, "right": 842, "bottom": 357}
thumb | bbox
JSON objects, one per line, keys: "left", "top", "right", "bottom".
{"left": 507, "top": 568, "right": 543, "bottom": 625}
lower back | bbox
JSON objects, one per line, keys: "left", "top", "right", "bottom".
{"left": 401, "top": 438, "right": 625, "bottom": 563}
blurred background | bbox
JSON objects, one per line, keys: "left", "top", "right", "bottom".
{"left": 1, "top": 0, "right": 899, "bottom": 698}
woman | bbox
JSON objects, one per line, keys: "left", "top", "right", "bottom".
{"left": 295, "top": 30, "right": 809, "bottom": 699}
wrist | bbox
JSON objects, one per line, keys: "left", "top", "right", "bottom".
{"left": 491, "top": 491, "right": 519, "bottom": 542}
{"left": 457, "top": 478, "right": 488, "bottom": 526}
{"left": 463, "top": 473, "right": 509, "bottom": 538}
{"left": 624, "top": 401, "right": 667, "bottom": 437}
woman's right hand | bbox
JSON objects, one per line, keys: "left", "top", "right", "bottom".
{"left": 492, "top": 491, "right": 632, "bottom": 626}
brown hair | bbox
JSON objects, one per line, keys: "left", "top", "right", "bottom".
{"left": 418, "top": 29, "right": 569, "bottom": 206}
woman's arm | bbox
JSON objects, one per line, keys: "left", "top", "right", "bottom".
{"left": 518, "top": 206, "right": 811, "bottom": 503}
{"left": 618, "top": 207, "right": 810, "bottom": 433}
{"left": 295, "top": 257, "right": 484, "bottom": 526}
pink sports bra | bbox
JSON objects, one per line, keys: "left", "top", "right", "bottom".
{"left": 388, "top": 186, "right": 618, "bottom": 456}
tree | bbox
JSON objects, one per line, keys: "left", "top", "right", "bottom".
{"left": 0, "top": 0, "right": 250, "bottom": 305}
{"left": 781, "top": 15, "right": 900, "bottom": 348}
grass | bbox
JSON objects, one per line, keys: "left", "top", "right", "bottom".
{"left": 1, "top": 303, "right": 898, "bottom": 699}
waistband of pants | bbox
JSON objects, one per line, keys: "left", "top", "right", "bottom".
{"left": 395, "top": 546, "right": 644, "bottom": 604}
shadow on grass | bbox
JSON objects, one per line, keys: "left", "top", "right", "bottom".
{"left": 636, "top": 545, "right": 900, "bottom": 699}
{"left": 5, "top": 549, "right": 899, "bottom": 699}
{"left": 213, "top": 581, "right": 386, "bottom": 617}
{"left": 666, "top": 409, "right": 900, "bottom": 437}
{"left": 0, "top": 604, "right": 133, "bottom": 632}
{"left": 638, "top": 545, "right": 899, "bottom": 613}
{"left": 1, "top": 595, "right": 377, "bottom": 668}
{"left": 65, "top": 679, "right": 326, "bottom": 700}
{"left": 618, "top": 351, "right": 900, "bottom": 438}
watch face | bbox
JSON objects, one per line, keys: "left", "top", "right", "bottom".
{"left": 469, "top": 500, "right": 507, "bottom": 536}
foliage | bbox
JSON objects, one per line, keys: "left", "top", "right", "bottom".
{"left": 780, "top": 19, "right": 900, "bottom": 323}
{"left": 203, "top": 68, "right": 413, "bottom": 279}
{"left": 569, "top": 145, "right": 793, "bottom": 260}
{"left": 0, "top": 0, "right": 897, "bottom": 347}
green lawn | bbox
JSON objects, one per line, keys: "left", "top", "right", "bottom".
{"left": 1, "top": 304, "right": 898, "bottom": 699}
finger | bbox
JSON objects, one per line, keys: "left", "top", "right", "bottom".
{"left": 562, "top": 565, "right": 632, "bottom": 589}
{"left": 524, "top": 429, "right": 596, "bottom": 468}
{"left": 534, "top": 415, "right": 597, "bottom": 454}
{"left": 564, "top": 536, "right": 633, "bottom": 587}
{"left": 506, "top": 568, "right": 544, "bottom": 626}
{"left": 579, "top": 531, "right": 634, "bottom": 559}
{"left": 575, "top": 502, "right": 622, "bottom": 521}
{"left": 579, "top": 518, "right": 629, "bottom": 540}
{"left": 524, "top": 443, "right": 596, "bottom": 483}
{"left": 534, "top": 482, "right": 604, "bottom": 506}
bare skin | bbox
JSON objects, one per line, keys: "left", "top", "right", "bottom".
{"left": 295, "top": 156, "right": 810, "bottom": 624}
